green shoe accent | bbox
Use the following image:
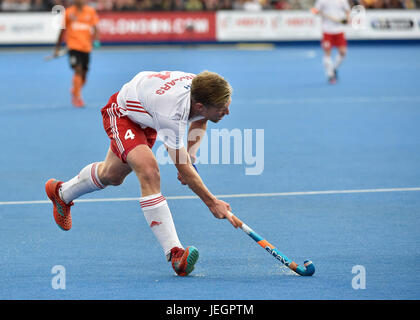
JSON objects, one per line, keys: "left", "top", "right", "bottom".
{"left": 54, "top": 200, "right": 64, "bottom": 216}
{"left": 184, "top": 246, "right": 199, "bottom": 275}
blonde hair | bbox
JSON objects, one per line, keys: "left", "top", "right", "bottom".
{"left": 191, "top": 71, "right": 232, "bottom": 107}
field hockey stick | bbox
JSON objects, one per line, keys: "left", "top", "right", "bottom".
{"left": 44, "top": 48, "right": 67, "bottom": 62}
{"left": 311, "top": 8, "right": 348, "bottom": 24}
{"left": 228, "top": 211, "right": 315, "bottom": 276}
{"left": 321, "top": 12, "right": 348, "bottom": 24}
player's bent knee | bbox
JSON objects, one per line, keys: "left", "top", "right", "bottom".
{"left": 99, "top": 173, "right": 125, "bottom": 186}
{"left": 98, "top": 165, "right": 127, "bottom": 186}
{"left": 106, "top": 176, "right": 126, "bottom": 186}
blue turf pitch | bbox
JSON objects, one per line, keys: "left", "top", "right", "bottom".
{"left": 0, "top": 43, "right": 419, "bottom": 299}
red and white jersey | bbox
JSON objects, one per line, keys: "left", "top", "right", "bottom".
{"left": 116, "top": 71, "right": 202, "bottom": 149}
{"left": 314, "top": 0, "right": 350, "bottom": 34}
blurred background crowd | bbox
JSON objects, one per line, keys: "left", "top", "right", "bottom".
{"left": 1, "top": 0, "right": 419, "bottom": 12}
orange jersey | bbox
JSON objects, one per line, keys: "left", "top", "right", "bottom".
{"left": 64, "top": 5, "right": 99, "bottom": 53}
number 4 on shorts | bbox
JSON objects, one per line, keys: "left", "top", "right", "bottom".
{"left": 125, "top": 129, "right": 135, "bottom": 140}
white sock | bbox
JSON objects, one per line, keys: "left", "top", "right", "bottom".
{"left": 59, "top": 162, "right": 105, "bottom": 204}
{"left": 334, "top": 54, "right": 345, "bottom": 69}
{"left": 140, "top": 193, "right": 183, "bottom": 260}
{"left": 323, "top": 55, "right": 334, "bottom": 77}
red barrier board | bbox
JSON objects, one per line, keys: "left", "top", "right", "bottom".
{"left": 98, "top": 12, "right": 216, "bottom": 43}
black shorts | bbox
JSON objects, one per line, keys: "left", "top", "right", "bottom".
{"left": 68, "top": 50, "right": 90, "bottom": 71}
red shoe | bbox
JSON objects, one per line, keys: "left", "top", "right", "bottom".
{"left": 170, "top": 246, "right": 199, "bottom": 276}
{"left": 45, "top": 179, "right": 73, "bottom": 231}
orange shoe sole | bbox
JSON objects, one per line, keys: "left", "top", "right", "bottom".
{"left": 45, "top": 179, "right": 72, "bottom": 231}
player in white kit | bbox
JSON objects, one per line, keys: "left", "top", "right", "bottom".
{"left": 312, "top": 0, "right": 351, "bottom": 84}
{"left": 45, "top": 70, "right": 238, "bottom": 276}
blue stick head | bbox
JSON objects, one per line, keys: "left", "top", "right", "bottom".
{"left": 295, "top": 260, "right": 315, "bottom": 276}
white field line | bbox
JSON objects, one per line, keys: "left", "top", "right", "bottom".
{"left": 248, "top": 96, "right": 420, "bottom": 105}
{"left": 1, "top": 187, "right": 420, "bottom": 206}
{"left": 8, "top": 96, "right": 420, "bottom": 112}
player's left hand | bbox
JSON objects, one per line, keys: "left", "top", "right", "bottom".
{"left": 208, "top": 199, "right": 238, "bottom": 228}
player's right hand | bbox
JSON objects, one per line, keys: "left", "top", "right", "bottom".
{"left": 208, "top": 199, "right": 238, "bottom": 228}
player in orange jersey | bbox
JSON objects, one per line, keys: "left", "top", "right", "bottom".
{"left": 54, "top": 0, "right": 100, "bottom": 107}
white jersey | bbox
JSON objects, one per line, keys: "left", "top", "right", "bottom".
{"left": 314, "top": 0, "right": 350, "bottom": 34}
{"left": 116, "top": 71, "right": 202, "bottom": 149}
